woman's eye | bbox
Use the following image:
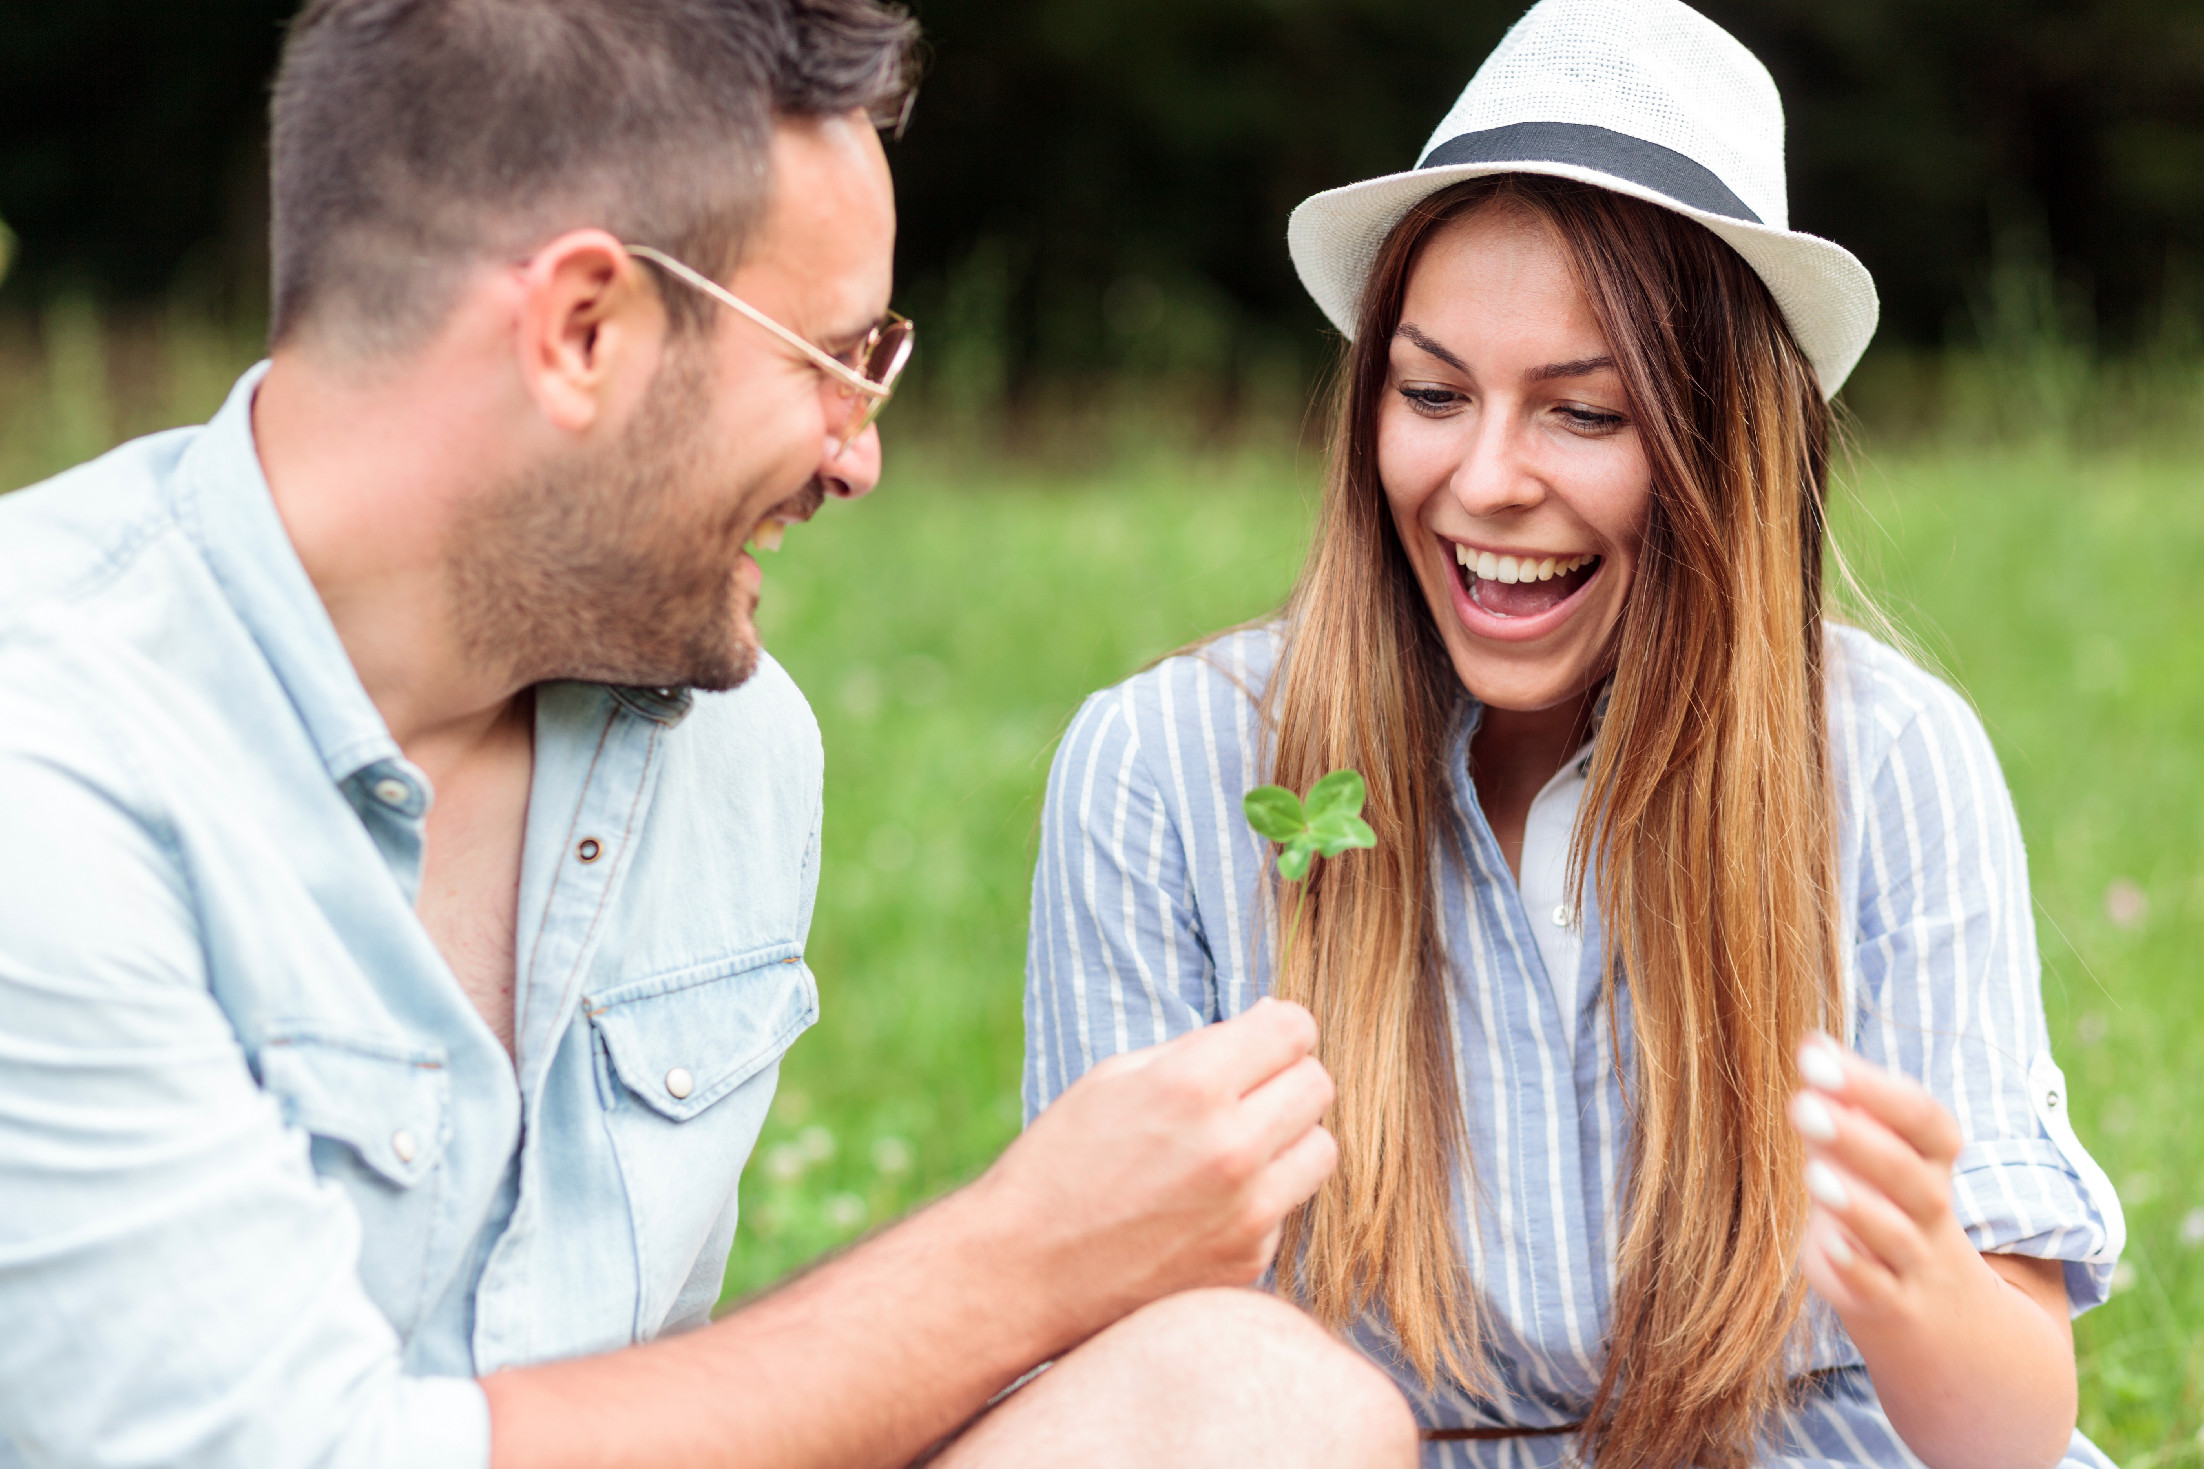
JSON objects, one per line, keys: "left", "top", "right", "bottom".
{"left": 1557, "top": 404, "right": 1628, "bottom": 434}
{"left": 1399, "top": 385, "right": 1465, "bottom": 415}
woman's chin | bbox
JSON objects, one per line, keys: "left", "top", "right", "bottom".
{"left": 1434, "top": 570, "right": 1618, "bottom": 710}
{"left": 1446, "top": 655, "right": 1608, "bottom": 715}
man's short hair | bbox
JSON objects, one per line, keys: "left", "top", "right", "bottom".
{"left": 268, "top": 0, "right": 917, "bottom": 355}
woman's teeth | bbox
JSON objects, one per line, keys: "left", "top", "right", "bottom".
{"left": 1452, "top": 544, "right": 1595, "bottom": 584}
{"left": 751, "top": 518, "right": 788, "bottom": 553}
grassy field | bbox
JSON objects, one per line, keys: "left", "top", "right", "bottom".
{"left": 4, "top": 333, "right": 2200, "bottom": 1463}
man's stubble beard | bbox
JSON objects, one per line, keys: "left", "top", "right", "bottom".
{"left": 451, "top": 344, "right": 765, "bottom": 694}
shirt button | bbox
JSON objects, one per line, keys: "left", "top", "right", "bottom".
{"left": 577, "top": 837, "right": 603, "bottom": 863}
{"left": 372, "top": 778, "right": 412, "bottom": 807}
{"left": 391, "top": 1129, "right": 419, "bottom": 1163}
{"left": 664, "top": 1067, "right": 695, "bottom": 1100}
{"left": 1551, "top": 904, "right": 1572, "bottom": 928}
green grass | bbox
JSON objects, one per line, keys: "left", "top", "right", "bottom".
{"left": 5, "top": 331, "right": 2199, "bottom": 1463}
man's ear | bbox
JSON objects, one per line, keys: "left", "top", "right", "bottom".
{"left": 513, "top": 229, "right": 666, "bottom": 435}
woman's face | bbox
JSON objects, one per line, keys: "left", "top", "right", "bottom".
{"left": 1376, "top": 203, "right": 1653, "bottom": 713}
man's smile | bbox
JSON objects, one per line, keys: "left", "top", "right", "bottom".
{"left": 748, "top": 477, "right": 829, "bottom": 553}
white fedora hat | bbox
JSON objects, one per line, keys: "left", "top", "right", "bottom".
{"left": 1287, "top": 0, "right": 1878, "bottom": 398}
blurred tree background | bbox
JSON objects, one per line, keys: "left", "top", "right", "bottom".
{"left": 6, "top": 0, "right": 2204, "bottom": 404}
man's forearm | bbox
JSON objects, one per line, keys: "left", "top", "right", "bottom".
{"left": 483, "top": 1179, "right": 1070, "bottom": 1469}
{"left": 483, "top": 1001, "right": 1337, "bottom": 1469}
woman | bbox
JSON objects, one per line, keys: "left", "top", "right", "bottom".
{"left": 1023, "top": 2, "right": 2123, "bottom": 1465}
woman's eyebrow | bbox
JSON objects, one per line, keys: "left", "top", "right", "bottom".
{"left": 1395, "top": 322, "right": 1467, "bottom": 372}
{"left": 1528, "top": 355, "right": 1617, "bottom": 382}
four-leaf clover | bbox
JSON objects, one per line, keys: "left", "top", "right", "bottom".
{"left": 1242, "top": 768, "right": 1377, "bottom": 982}
{"left": 1243, "top": 769, "right": 1377, "bottom": 881}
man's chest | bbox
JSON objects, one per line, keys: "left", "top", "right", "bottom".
{"left": 413, "top": 707, "right": 534, "bottom": 1057}
{"left": 172, "top": 675, "right": 823, "bottom": 1365}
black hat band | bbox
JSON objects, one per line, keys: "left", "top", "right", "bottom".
{"left": 1418, "top": 120, "right": 1761, "bottom": 225}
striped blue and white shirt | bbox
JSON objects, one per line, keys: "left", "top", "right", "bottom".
{"left": 1025, "top": 624, "right": 2123, "bottom": 1468}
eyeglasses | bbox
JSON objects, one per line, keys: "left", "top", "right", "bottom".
{"left": 624, "top": 243, "right": 914, "bottom": 455}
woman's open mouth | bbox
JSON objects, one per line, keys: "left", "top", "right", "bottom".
{"left": 1453, "top": 543, "right": 1602, "bottom": 619}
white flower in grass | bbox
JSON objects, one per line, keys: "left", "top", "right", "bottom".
{"left": 872, "top": 1136, "right": 914, "bottom": 1176}
{"left": 765, "top": 1143, "right": 809, "bottom": 1183}
{"left": 2105, "top": 879, "right": 2148, "bottom": 931}
{"left": 2110, "top": 1261, "right": 2139, "bottom": 1294}
{"left": 2180, "top": 1209, "right": 2204, "bottom": 1247}
{"left": 798, "top": 1124, "right": 837, "bottom": 1163}
{"left": 825, "top": 1193, "right": 867, "bottom": 1231}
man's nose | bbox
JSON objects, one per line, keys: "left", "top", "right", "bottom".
{"left": 818, "top": 423, "right": 882, "bottom": 499}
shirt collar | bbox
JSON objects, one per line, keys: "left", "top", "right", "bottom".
{"left": 170, "top": 364, "right": 405, "bottom": 787}
{"left": 1455, "top": 674, "right": 1612, "bottom": 776}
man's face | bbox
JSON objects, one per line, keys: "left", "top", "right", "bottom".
{"left": 457, "top": 112, "right": 896, "bottom": 692}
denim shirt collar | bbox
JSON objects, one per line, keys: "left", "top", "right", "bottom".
{"left": 169, "top": 362, "right": 405, "bottom": 788}
{"left": 165, "top": 366, "right": 699, "bottom": 794}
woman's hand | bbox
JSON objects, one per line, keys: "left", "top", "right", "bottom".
{"left": 1788, "top": 1034, "right": 2077, "bottom": 1469}
{"left": 1789, "top": 1033, "right": 1978, "bottom": 1323}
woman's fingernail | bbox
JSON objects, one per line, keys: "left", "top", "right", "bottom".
{"left": 1805, "top": 1159, "right": 1850, "bottom": 1211}
{"left": 1824, "top": 1228, "right": 1854, "bottom": 1265}
{"left": 1792, "top": 1093, "right": 1839, "bottom": 1142}
{"left": 1799, "top": 1041, "right": 1847, "bottom": 1093}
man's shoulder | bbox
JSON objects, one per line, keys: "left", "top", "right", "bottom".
{"left": 642, "top": 650, "right": 825, "bottom": 853}
{"left": 671, "top": 650, "right": 823, "bottom": 793}
{"left": 0, "top": 426, "right": 199, "bottom": 620}
{"left": 616, "top": 651, "right": 826, "bottom": 971}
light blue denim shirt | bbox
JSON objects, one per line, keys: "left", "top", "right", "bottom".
{"left": 0, "top": 367, "right": 824, "bottom": 1468}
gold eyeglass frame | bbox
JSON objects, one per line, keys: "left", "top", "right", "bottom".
{"left": 624, "top": 242, "right": 913, "bottom": 455}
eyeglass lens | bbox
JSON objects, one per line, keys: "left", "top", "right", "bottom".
{"left": 842, "top": 320, "right": 915, "bottom": 440}
{"left": 863, "top": 320, "right": 915, "bottom": 390}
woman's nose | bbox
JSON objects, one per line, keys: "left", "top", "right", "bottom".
{"left": 1448, "top": 410, "right": 1545, "bottom": 517}
{"left": 819, "top": 423, "right": 882, "bottom": 499}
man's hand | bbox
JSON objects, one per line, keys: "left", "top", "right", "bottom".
{"left": 976, "top": 998, "right": 1337, "bottom": 1346}
{"left": 485, "top": 1001, "right": 1340, "bottom": 1469}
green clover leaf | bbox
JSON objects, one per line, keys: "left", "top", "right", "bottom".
{"left": 1308, "top": 811, "right": 1377, "bottom": 858}
{"left": 1302, "top": 769, "right": 1366, "bottom": 824}
{"left": 1241, "top": 785, "right": 1308, "bottom": 845}
{"left": 1242, "top": 767, "right": 1377, "bottom": 981}
{"left": 1241, "top": 770, "right": 1375, "bottom": 883}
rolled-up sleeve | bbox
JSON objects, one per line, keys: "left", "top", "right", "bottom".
{"left": 0, "top": 731, "right": 489, "bottom": 1468}
{"left": 1024, "top": 686, "right": 1219, "bottom": 1121}
{"left": 1849, "top": 671, "right": 2123, "bottom": 1314}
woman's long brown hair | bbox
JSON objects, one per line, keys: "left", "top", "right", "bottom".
{"left": 1264, "top": 174, "right": 1845, "bottom": 1469}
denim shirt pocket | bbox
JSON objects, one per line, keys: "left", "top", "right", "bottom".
{"left": 584, "top": 943, "right": 818, "bottom": 1336}
{"left": 255, "top": 1025, "right": 452, "bottom": 1335}
{"left": 586, "top": 943, "right": 817, "bottom": 1120}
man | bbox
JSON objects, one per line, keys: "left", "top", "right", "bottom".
{"left": 0, "top": 1, "right": 1419, "bottom": 1466}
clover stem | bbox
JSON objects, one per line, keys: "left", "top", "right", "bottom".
{"left": 1279, "top": 878, "right": 1308, "bottom": 984}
